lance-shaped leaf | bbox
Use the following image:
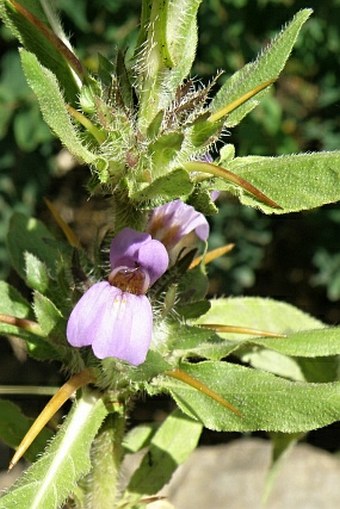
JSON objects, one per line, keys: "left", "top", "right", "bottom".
{"left": 194, "top": 297, "right": 326, "bottom": 380}
{"left": 0, "top": 389, "right": 108, "bottom": 509}
{"left": 9, "top": 370, "right": 95, "bottom": 471}
{"left": 217, "top": 151, "right": 340, "bottom": 213}
{"left": 241, "top": 327, "right": 340, "bottom": 358}
{"left": 165, "top": 0, "right": 203, "bottom": 93}
{"left": 137, "top": 0, "right": 203, "bottom": 129}
{"left": 159, "top": 361, "right": 340, "bottom": 433}
{"left": 0, "top": 0, "right": 81, "bottom": 102}
{"left": 126, "top": 409, "right": 202, "bottom": 496}
{"left": 185, "top": 160, "right": 281, "bottom": 209}
{"left": 20, "top": 49, "right": 96, "bottom": 165}
{"left": 196, "top": 297, "right": 324, "bottom": 339}
{"left": 209, "top": 9, "right": 312, "bottom": 127}
{"left": 33, "top": 292, "right": 64, "bottom": 338}
{"left": 24, "top": 252, "right": 49, "bottom": 293}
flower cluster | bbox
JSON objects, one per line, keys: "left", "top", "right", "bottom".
{"left": 67, "top": 200, "right": 209, "bottom": 365}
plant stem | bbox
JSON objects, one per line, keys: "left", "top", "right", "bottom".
{"left": 81, "top": 412, "right": 126, "bottom": 508}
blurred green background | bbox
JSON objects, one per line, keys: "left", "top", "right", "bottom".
{"left": 1, "top": 0, "right": 340, "bottom": 444}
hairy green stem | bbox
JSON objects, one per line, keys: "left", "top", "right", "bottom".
{"left": 80, "top": 412, "right": 126, "bottom": 508}
{"left": 112, "top": 190, "right": 148, "bottom": 233}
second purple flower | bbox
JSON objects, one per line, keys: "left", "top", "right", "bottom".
{"left": 147, "top": 199, "right": 209, "bottom": 263}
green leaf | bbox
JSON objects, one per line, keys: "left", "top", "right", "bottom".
{"left": 168, "top": 322, "right": 237, "bottom": 361}
{"left": 0, "top": 399, "right": 53, "bottom": 463}
{"left": 178, "top": 264, "right": 209, "bottom": 303}
{"left": 123, "top": 424, "right": 157, "bottom": 454}
{"left": 0, "top": 281, "right": 31, "bottom": 318}
{"left": 241, "top": 349, "right": 306, "bottom": 382}
{"left": 126, "top": 409, "right": 202, "bottom": 496}
{"left": 0, "top": 282, "right": 59, "bottom": 360}
{"left": 187, "top": 186, "right": 219, "bottom": 216}
{"left": 194, "top": 297, "right": 326, "bottom": 379}
{"left": 131, "top": 168, "right": 193, "bottom": 203}
{"left": 196, "top": 297, "right": 324, "bottom": 338}
{"left": 219, "top": 151, "right": 340, "bottom": 213}
{"left": 244, "top": 327, "right": 340, "bottom": 358}
{"left": 149, "top": 132, "right": 184, "bottom": 176}
{"left": 297, "top": 357, "right": 339, "bottom": 383}
{"left": 166, "top": 0, "right": 202, "bottom": 86}
{"left": 0, "top": 389, "right": 108, "bottom": 509}
{"left": 7, "top": 213, "right": 58, "bottom": 281}
{"left": 24, "top": 252, "right": 49, "bottom": 293}
{"left": 33, "top": 291, "right": 64, "bottom": 337}
{"left": 29, "top": 291, "right": 65, "bottom": 359}
{"left": 190, "top": 116, "right": 222, "bottom": 147}
{"left": 128, "top": 351, "right": 171, "bottom": 384}
{"left": 137, "top": 0, "right": 203, "bottom": 129}
{"left": 0, "top": 0, "right": 79, "bottom": 103}
{"left": 80, "top": 414, "right": 124, "bottom": 509}
{"left": 160, "top": 361, "right": 340, "bottom": 432}
{"left": 176, "top": 299, "right": 211, "bottom": 319}
{"left": 20, "top": 49, "right": 96, "bottom": 164}
{"left": 0, "top": 280, "right": 35, "bottom": 338}
{"left": 210, "top": 9, "right": 312, "bottom": 127}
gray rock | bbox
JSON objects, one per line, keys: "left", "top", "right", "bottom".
{"left": 155, "top": 438, "right": 340, "bottom": 509}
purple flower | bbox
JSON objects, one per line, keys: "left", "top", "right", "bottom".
{"left": 147, "top": 199, "right": 209, "bottom": 263}
{"left": 66, "top": 228, "right": 169, "bottom": 365}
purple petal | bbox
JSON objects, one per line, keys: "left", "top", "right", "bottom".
{"left": 91, "top": 292, "right": 152, "bottom": 365}
{"left": 210, "top": 190, "right": 220, "bottom": 202}
{"left": 199, "top": 152, "right": 213, "bottom": 163}
{"left": 148, "top": 199, "right": 209, "bottom": 248}
{"left": 66, "top": 281, "right": 153, "bottom": 365}
{"left": 110, "top": 227, "right": 168, "bottom": 286}
{"left": 67, "top": 281, "right": 111, "bottom": 348}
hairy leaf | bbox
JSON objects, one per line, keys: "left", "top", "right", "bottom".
{"left": 126, "top": 409, "right": 202, "bottom": 496}
{"left": 131, "top": 168, "right": 193, "bottom": 203}
{"left": 218, "top": 151, "right": 340, "bottom": 213}
{"left": 210, "top": 9, "right": 312, "bottom": 127}
{"left": 20, "top": 49, "right": 96, "bottom": 164}
{"left": 160, "top": 361, "right": 340, "bottom": 432}
{"left": 0, "top": 0, "right": 79, "bottom": 102}
{"left": 196, "top": 297, "right": 323, "bottom": 338}
{"left": 0, "top": 389, "right": 108, "bottom": 509}
{"left": 7, "top": 213, "right": 58, "bottom": 282}
{"left": 137, "top": 0, "right": 203, "bottom": 129}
